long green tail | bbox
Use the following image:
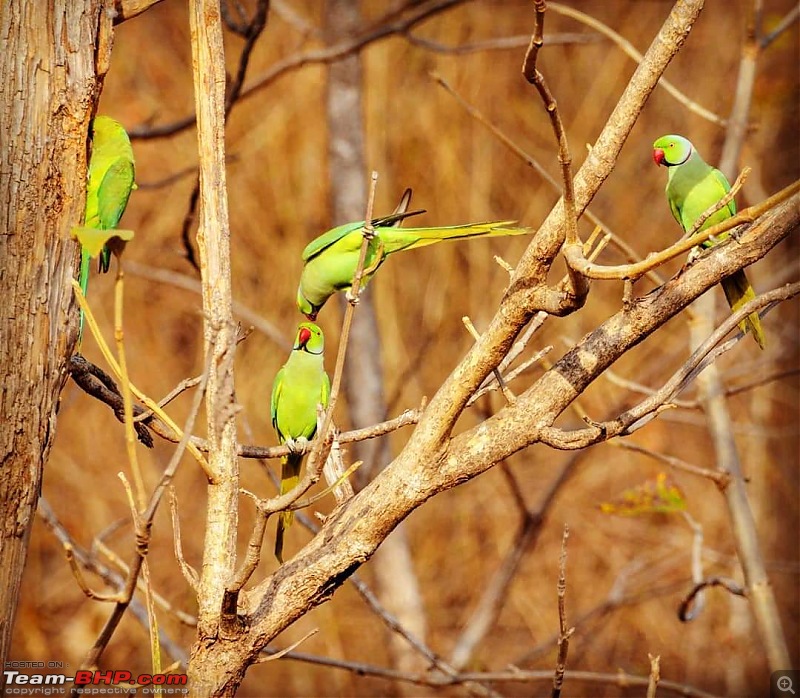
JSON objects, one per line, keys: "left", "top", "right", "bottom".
{"left": 379, "top": 220, "right": 529, "bottom": 254}
{"left": 721, "top": 269, "right": 766, "bottom": 350}
{"left": 78, "top": 249, "right": 91, "bottom": 344}
{"left": 275, "top": 452, "right": 303, "bottom": 563}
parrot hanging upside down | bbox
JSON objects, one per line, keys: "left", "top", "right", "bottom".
{"left": 296, "top": 189, "right": 532, "bottom": 319}
{"left": 76, "top": 115, "right": 136, "bottom": 340}
{"left": 270, "top": 322, "right": 331, "bottom": 563}
{"left": 652, "top": 134, "right": 765, "bottom": 349}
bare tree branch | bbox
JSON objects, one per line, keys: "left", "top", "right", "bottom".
{"left": 129, "top": 0, "right": 466, "bottom": 140}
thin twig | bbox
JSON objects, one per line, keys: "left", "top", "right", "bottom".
{"left": 449, "top": 458, "right": 577, "bottom": 671}
{"left": 130, "top": 0, "right": 466, "bottom": 140}
{"left": 535, "top": 283, "right": 800, "bottom": 450}
{"left": 522, "top": 3, "right": 586, "bottom": 300}
{"left": 678, "top": 577, "right": 747, "bottom": 622}
{"left": 134, "top": 375, "right": 204, "bottom": 422}
{"left": 38, "top": 498, "right": 191, "bottom": 666}
{"left": 261, "top": 647, "right": 719, "bottom": 698}
{"left": 304, "top": 171, "right": 380, "bottom": 479}
{"left": 549, "top": 2, "right": 725, "bottom": 126}
{"left": 551, "top": 524, "right": 573, "bottom": 698}
{"left": 609, "top": 441, "right": 729, "bottom": 487}
{"left": 226, "top": 495, "right": 269, "bottom": 593}
{"left": 168, "top": 487, "right": 199, "bottom": 590}
{"left": 125, "top": 260, "right": 288, "bottom": 349}
{"left": 647, "top": 654, "right": 661, "bottom": 698}
{"left": 463, "top": 315, "right": 516, "bottom": 404}
{"left": 403, "top": 30, "right": 601, "bottom": 54}
{"left": 347, "top": 573, "right": 500, "bottom": 697}
{"left": 114, "top": 259, "right": 145, "bottom": 508}
{"left": 254, "top": 629, "right": 320, "bottom": 663}
{"left": 467, "top": 344, "right": 552, "bottom": 406}
{"left": 70, "top": 280, "right": 212, "bottom": 475}
{"left": 75, "top": 339, "right": 212, "bottom": 676}
{"left": 679, "top": 366, "right": 800, "bottom": 409}
{"left": 760, "top": 4, "right": 799, "bottom": 48}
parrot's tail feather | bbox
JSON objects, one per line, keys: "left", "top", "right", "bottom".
{"left": 381, "top": 221, "right": 530, "bottom": 253}
{"left": 721, "top": 270, "right": 766, "bottom": 350}
{"left": 275, "top": 453, "right": 303, "bottom": 563}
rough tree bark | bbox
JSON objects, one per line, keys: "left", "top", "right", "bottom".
{"left": 0, "top": 0, "right": 105, "bottom": 675}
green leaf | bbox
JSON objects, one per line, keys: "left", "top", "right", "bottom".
{"left": 599, "top": 473, "right": 687, "bottom": 517}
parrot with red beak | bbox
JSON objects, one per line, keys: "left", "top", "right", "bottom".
{"left": 653, "top": 134, "right": 765, "bottom": 348}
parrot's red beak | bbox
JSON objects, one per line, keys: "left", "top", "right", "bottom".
{"left": 653, "top": 148, "right": 666, "bottom": 166}
{"left": 298, "top": 327, "right": 312, "bottom": 346}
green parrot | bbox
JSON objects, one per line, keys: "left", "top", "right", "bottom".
{"left": 296, "top": 196, "right": 531, "bottom": 319}
{"left": 76, "top": 115, "right": 136, "bottom": 338}
{"left": 270, "top": 322, "right": 331, "bottom": 562}
{"left": 653, "top": 134, "right": 765, "bottom": 349}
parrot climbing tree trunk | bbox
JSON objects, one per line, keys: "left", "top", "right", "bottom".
{"left": 324, "top": 0, "right": 429, "bottom": 686}
{"left": 0, "top": 0, "right": 107, "bottom": 673}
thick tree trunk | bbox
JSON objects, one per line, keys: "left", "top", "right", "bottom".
{"left": 0, "top": 0, "right": 102, "bottom": 674}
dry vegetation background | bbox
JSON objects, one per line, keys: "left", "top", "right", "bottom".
{"left": 11, "top": 1, "right": 799, "bottom": 696}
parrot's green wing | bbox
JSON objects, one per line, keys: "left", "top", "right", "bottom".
{"left": 301, "top": 210, "right": 426, "bottom": 262}
{"left": 711, "top": 167, "right": 735, "bottom": 216}
{"left": 321, "top": 371, "right": 331, "bottom": 411}
{"left": 270, "top": 365, "right": 285, "bottom": 434}
{"left": 96, "top": 159, "right": 136, "bottom": 272}
{"left": 97, "top": 159, "right": 136, "bottom": 230}
{"left": 667, "top": 192, "right": 682, "bottom": 229}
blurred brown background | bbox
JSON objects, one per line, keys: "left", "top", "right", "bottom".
{"left": 13, "top": 1, "right": 799, "bottom": 696}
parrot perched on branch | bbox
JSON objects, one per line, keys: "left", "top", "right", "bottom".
{"left": 270, "top": 322, "right": 331, "bottom": 562}
{"left": 74, "top": 115, "right": 136, "bottom": 339}
{"left": 652, "top": 134, "right": 765, "bottom": 349}
{"left": 296, "top": 191, "right": 531, "bottom": 319}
